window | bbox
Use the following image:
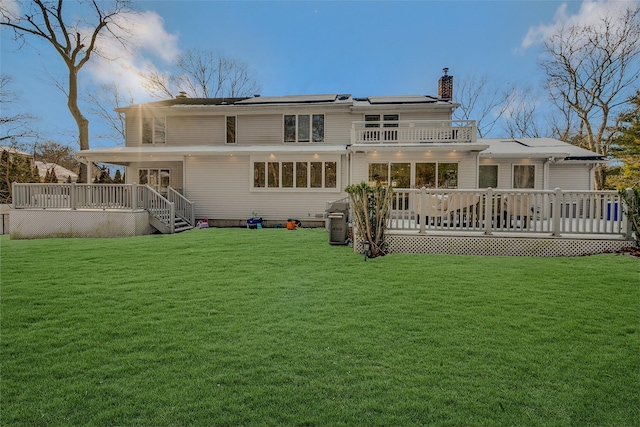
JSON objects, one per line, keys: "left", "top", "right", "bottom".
{"left": 415, "top": 163, "right": 436, "bottom": 188}
{"left": 364, "top": 114, "right": 398, "bottom": 141}
{"left": 282, "top": 162, "right": 294, "bottom": 188}
{"left": 142, "top": 117, "right": 166, "bottom": 144}
{"left": 369, "top": 163, "right": 389, "bottom": 186}
{"left": 513, "top": 165, "right": 535, "bottom": 188}
{"left": 414, "top": 163, "right": 458, "bottom": 188}
{"left": 479, "top": 165, "right": 498, "bottom": 188}
{"left": 268, "top": 162, "right": 279, "bottom": 188}
{"left": 284, "top": 114, "right": 325, "bottom": 143}
{"left": 254, "top": 162, "right": 265, "bottom": 188}
{"left": 226, "top": 116, "right": 236, "bottom": 144}
{"left": 438, "top": 163, "right": 459, "bottom": 189}
{"left": 139, "top": 169, "right": 170, "bottom": 194}
{"left": 253, "top": 160, "right": 337, "bottom": 189}
{"left": 368, "top": 163, "right": 412, "bottom": 188}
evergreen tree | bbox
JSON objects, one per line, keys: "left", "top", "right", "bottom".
{"left": 0, "top": 148, "right": 39, "bottom": 203}
{"left": 607, "top": 91, "right": 640, "bottom": 189}
{"left": 113, "top": 169, "right": 123, "bottom": 184}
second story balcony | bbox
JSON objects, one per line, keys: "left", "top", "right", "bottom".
{"left": 351, "top": 120, "right": 477, "bottom": 145}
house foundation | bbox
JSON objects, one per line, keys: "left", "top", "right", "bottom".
{"left": 9, "top": 209, "right": 155, "bottom": 239}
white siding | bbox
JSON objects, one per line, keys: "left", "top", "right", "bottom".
{"left": 237, "top": 114, "right": 282, "bottom": 145}
{"left": 185, "top": 155, "right": 347, "bottom": 220}
{"left": 325, "top": 113, "right": 353, "bottom": 144}
{"left": 549, "top": 164, "right": 592, "bottom": 190}
{"left": 167, "top": 116, "right": 223, "bottom": 145}
{"left": 125, "top": 114, "right": 141, "bottom": 146}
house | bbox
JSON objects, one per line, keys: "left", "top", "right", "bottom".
{"left": 75, "top": 71, "right": 604, "bottom": 227}
{"left": 35, "top": 161, "right": 78, "bottom": 183}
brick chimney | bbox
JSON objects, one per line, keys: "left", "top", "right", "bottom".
{"left": 438, "top": 68, "right": 453, "bottom": 101}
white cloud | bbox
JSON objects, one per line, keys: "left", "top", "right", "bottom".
{"left": 521, "top": 0, "right": 639, "bottom": 49}
{"left": 0, "top": 0, "right": 21, "bottom": 22}
{"left": 83, "top": 9, "right": 180, "bottom": 101}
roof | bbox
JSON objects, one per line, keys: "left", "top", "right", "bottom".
{"left": 117, "top": 93, "right": 456, "bottom": 111}
{"left": 478, "top": 138, "right": 605, "bottom": 161}
{"left": 35, "top": 161, "right": 78, "bottom": 181}
{"left": 0, "top": 145, "right": 31, "bottom": 157}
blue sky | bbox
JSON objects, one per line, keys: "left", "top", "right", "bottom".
{"left": 0, "top": 0, "right": 635, "bottom": 148}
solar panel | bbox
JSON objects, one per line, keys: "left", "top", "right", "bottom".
{"left": 235, "top": 94, "right": 338, "bottom": 104}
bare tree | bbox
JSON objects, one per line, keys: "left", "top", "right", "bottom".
{"left": 503, "top": 86, "right": 545, "bottom": 139}
{"left": 0, "top": 0, "right": 133, "bottom": 181}
{"left": 141, "top": 48, "right": 261, "bottom": 99}
{"left": 0, "top": 74, "right": 38, "bottom": 144}
{"left": 86, "top": 83, "right": 134, "bottom": 142}
{"left": 452, "top": 74, "right": 513, "bottom": 138}
{"left": 540, "top": 5, "right": 640, "bottom": 189}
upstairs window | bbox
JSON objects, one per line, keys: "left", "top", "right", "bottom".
{"left": 142, "top": 117, "right": 166, "bottom": 144}
{"left": 284, "top": 114, "right": 324, "bottom": 143}
{"left": 226, "top": 116, "right": 236, "bottom": 144}
{"left": 364, "top": 114, "right": 398, "bottom": 141}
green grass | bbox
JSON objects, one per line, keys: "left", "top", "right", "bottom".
{"left": 1, "top": 229, "right": 639, "bottom": 426}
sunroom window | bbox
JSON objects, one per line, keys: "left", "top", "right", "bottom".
{"left": 414, "top": 163, "right": 458, "bottom": 189}
{"left": 513, "top": 165, "right": 535, "bottom": 189}
{"left": 479, "top": 165, "right": 498, "bottom": 188}
{"left": 253, "top": 160, "right": 337, "bottom": 189}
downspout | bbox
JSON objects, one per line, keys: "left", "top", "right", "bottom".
{"left": 543, "top": 157, "right": 551, "bottom": 190}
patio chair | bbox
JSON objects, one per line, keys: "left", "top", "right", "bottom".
{"left": 502, "top": 195, "right": 534, "bottom": 228}
{"left": 416, "top": 194, "right": 450, "bottom": 226}
{"left": 448, "top": 194, "right": 481, "bottom": 227}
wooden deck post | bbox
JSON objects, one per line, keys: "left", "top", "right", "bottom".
{"left": 484, "top": 188, "right": 493, "bottom": 235}
{"left": 131, "top": 183, "right": 138, "bottom": 210}
{"left": 552, "top": 188, "right": 562, "bottom": 237}
{"left": 70, "top": 182, "right": 77, "bottom": 210}
{"left": 419, "top": 187, "right": 426, "bottom": 235}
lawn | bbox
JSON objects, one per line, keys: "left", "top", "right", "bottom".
{"left": 1, "top": 228, "right": 638, "bottom": 426}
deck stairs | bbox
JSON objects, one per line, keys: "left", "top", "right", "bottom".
{"left": 148, "top": 213, "right": 194, "bottom": 234}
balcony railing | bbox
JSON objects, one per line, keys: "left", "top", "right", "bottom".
{"left": 387, "top": 188, "right": 632, "bottom": 238}
{"left": 351, "top": 120, "right": 477, "bottom": 144}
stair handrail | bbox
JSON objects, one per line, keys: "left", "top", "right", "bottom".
{"left": 138, "top": 184, "right": 175, "bottom": 233}
{"left": 167, "top": 186, "right": 195, "bottom": 227}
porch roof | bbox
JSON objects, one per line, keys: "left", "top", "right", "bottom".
{"left": 76, "top": 145, "right": 349, "bottom": 164}
{"left": 478, "top": 138, "right": 605, "bottom": 161}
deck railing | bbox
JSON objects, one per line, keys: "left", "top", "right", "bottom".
{"left": 351, "top": 120, "right": 477, "bottom": 144}
{"left": 11, "top": 182, "right": 196, "bottom": 233}
{"left": 168, "top": 186, "right": 195, "bottom": 226}
{"left": 389, "top": 188, "right": 632, "bottom": 238}
{"left": 12, "top": 183, "right": 135, "bottom": 210}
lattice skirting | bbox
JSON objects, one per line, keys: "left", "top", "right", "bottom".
{"left": 10, "top": 209, "right": 154, "bottom": 239}
{"left": 354, "top": 233, "right": 633, "bottom": 257}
